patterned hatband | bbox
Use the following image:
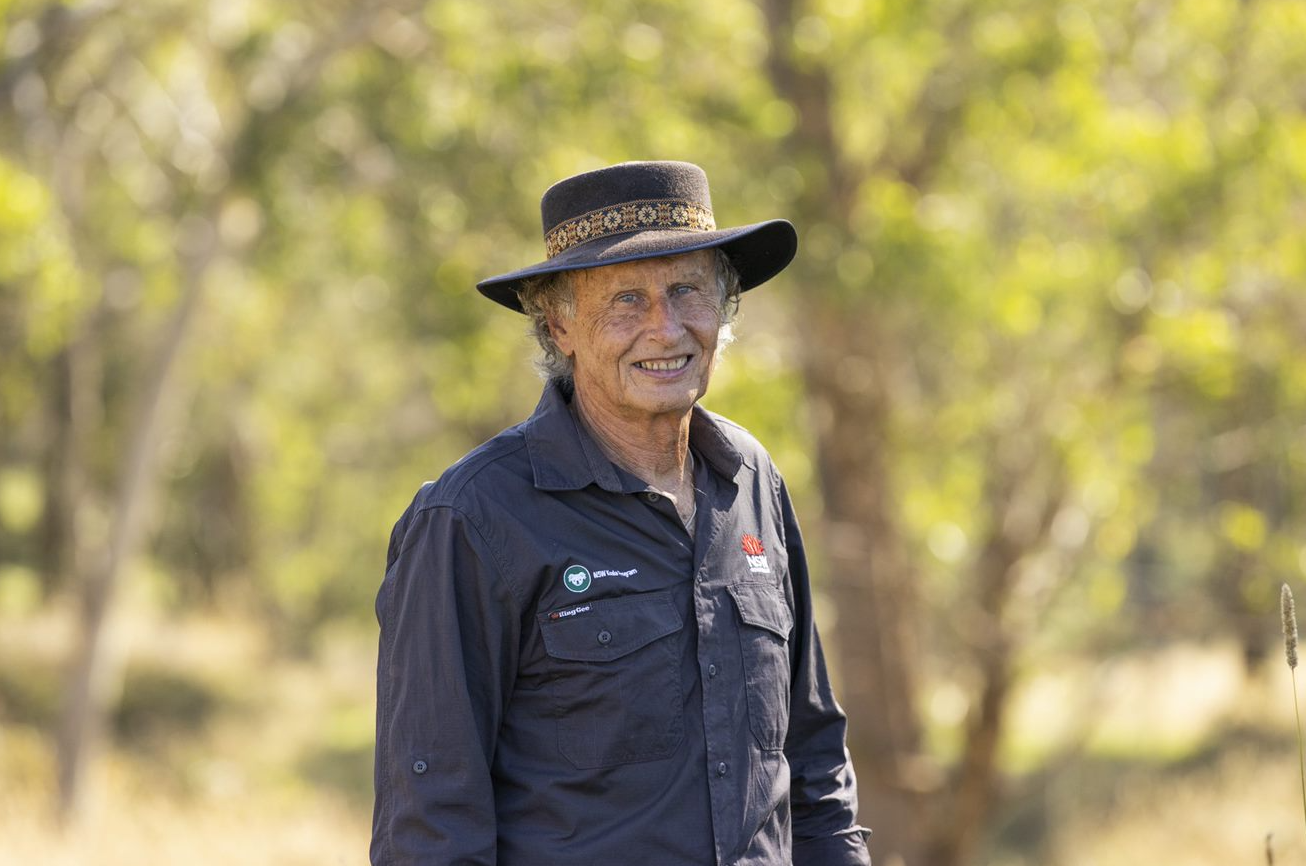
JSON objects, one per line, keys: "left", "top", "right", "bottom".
{"left": 544, "top": 198, "right": 716, "bottom": 259}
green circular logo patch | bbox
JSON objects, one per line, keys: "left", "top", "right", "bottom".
{"left": 562, "top": 564, "right": 592, "bottom": 593}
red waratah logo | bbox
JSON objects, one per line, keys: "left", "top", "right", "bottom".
{"left": 742, "top": 533, "right": 771, "bottom": 573}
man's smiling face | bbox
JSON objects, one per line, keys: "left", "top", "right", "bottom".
{"left": 548, "top": 249, "right": 724, "bottom": 426}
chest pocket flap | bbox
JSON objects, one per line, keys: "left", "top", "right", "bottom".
{"left": 727, "top": 581, "right": 794, "bottom": 750}
{"left": 539, "top": 591, "right": 683, "bottom": 663}
{"left": 727, "top": 581, "right": 794, "bottom": 640}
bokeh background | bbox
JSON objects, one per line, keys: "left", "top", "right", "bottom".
{"left": 2, "top": 0, "right": 1305, "bottom": 863}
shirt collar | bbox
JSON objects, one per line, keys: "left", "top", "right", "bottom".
{"left": 521, "top": 379, "right": 744, "bottom": 493}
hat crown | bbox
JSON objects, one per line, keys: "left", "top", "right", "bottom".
{"left": 541, "top": 161, "right": 713, "bottom": 235}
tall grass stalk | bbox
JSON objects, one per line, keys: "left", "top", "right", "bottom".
{"left": 1281, "top": 583, "right": 1306, "bottom": 835}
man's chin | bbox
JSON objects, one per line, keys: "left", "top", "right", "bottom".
{"left": 628, "top": 388, "right": 705, "bottom": 419}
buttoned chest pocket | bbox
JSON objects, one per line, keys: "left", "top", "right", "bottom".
{"left": 538, "top": 590, "right": 685, "bottom": 769}
{"left": 728, "top": 582, "right": 794, "bottom": 751}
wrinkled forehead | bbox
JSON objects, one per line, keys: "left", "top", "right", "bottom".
{"left": 571, "top": 249, "right": 717, "bottom": 294}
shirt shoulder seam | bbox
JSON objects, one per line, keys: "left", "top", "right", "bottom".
{"left": 406, "top": 500, "right": 526, "bottom": 613}
{"left": 421, "top": 434, "right": 530, "bottom": 507}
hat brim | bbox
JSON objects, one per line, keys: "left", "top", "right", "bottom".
{"left": 476, "top": 219, "right": 798, "bottom": 313}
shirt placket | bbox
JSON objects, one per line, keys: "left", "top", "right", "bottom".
{"left": 636, "top": 472, "right": 737, "bottom": 865}
{"left": 691, "top": 472, "right": 738, "bottom": 866}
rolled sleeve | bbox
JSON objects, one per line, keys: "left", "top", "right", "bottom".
{"left": 794, "top": 828, "right": 874, "bottom": 865}
{"left": 780, "top": 481, "right": 872, "bottom": 866}
{"left": 372, "top": 503, "right": 521, "bottom": 866}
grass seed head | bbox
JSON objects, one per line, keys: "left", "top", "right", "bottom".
{"left": 1283, "top": 584, "right": 1298, "bottom": 670}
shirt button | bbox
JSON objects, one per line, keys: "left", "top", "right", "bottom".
{"left": 716, "top": 762, "right": 728, "bottom": 777}
{"left": 412, "top": 759, "right": 428, "bottom": 775}
{"left": 644, "top": 491, "right": 660, "bottom": 503}
{"left": 707, "top": 664, "right": 717, "bottom": 677}
{"left": 597, "top": 629, "right": 613, "bottom": 646}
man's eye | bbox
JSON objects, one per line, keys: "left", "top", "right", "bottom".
{"left": 616, "top": 292, "right": 639, "bottom": 304}
{"left": 672, "top": 284, "right": 696, "bottom": 296}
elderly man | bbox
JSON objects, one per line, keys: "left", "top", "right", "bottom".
{"left": 373, "top": 161, "right": 870, "bottom": 866}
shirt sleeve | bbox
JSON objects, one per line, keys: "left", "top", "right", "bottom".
{"left": 372, "top": 502, "right": 521, "bottom": 866}
{"left": 779, "top": 479, "right": 873, "bottom": 866}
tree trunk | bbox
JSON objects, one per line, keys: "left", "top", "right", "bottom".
{"left": 807, "top": 316, "right": 927, "bottom": 866}
{"left": 756, "top": 0, "right": 928, "bottom": 858}
{"left": 55, "top": 229, "right": 213, "bottom": 820}
{"left": 40, "top": 332, "right": 101, "bottom": 600}
{"left": 754, "top": 3, "right": 1069, "bottom": 862}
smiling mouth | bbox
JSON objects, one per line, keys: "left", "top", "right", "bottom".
{"left": 634, "top": 356, "right": 691, "bottom": 372}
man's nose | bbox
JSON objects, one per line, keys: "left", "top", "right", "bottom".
{"left": 646, "top": 295, "right": 686, "bottom": 341}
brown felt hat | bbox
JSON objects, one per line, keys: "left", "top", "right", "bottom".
{"left": 476, "top": 161, "right": 798, "bottom": 313}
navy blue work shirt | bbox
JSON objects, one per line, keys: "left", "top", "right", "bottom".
{"left": 373, "top": 380, "right": 870, "bottom": 866}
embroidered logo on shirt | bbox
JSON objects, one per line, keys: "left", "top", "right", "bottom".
{"left": 593, "top": 568, "right": 639, "bottom": 580}
{"left": 548, "top": 603, "right": 592, "bottom": 621}
{"left": 562, "top": 564, "right": 592, "bottom": 593}
{"left": 741, "top": 534, "right": 771, "bottom": 574}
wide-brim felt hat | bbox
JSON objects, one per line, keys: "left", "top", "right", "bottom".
{"left": 476, "top": 160, "right": 798, "bottom": 313}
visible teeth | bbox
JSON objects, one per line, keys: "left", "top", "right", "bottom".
{"left": 637, "top": 357, "right": 689, "bottom": 371}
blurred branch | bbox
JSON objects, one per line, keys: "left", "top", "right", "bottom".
{"left": 929, "top": 443, "right": 1066, "bottom": 866}
{"left": 757, "top": 0, "right": 856, "bottom": 220}
{"left": 871, "top": 8, "right": 977, "bottom": 191}
{"left": 0, "top": 1, "right": 112, "bottom": 100}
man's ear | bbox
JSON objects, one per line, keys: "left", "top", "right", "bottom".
{"left": 547, "top": 314, "right": 574, "bottom": 357}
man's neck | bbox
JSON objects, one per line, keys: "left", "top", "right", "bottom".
{"left": 572, "top": 388, "right": 693, "bottom": 497}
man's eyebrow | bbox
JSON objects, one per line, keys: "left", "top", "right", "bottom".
{"left": 669, "top": 269, "right": 711, "bottom": 283}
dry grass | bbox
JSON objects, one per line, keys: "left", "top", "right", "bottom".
{"left": 1060, "top": 751, "right": 1305, "bottom": 865}
{"left": 990, "top": 647, "right": 1306, "bottom": 866}
{"left": 1, "top": 758, "right": 366, "bottom": 866}
{"left": 0, "top": 605, "right": 373, "bottom": 866}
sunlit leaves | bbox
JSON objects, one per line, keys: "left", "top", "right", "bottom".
{"left": 0, "top": 159, "right": 86, "bottom": 358}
